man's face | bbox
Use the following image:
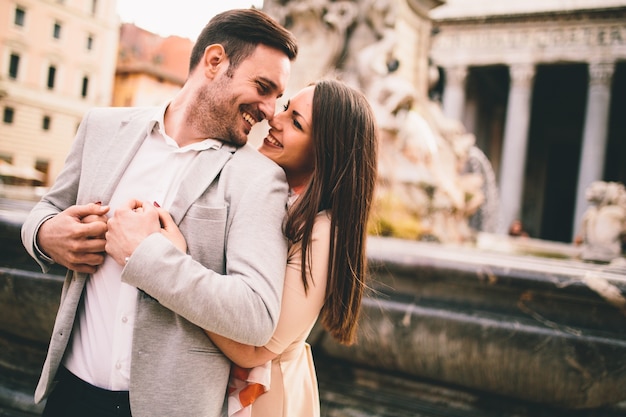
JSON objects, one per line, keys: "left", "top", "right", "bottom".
{"left": 194, "top": 44, "right": 291, "bottom": 147}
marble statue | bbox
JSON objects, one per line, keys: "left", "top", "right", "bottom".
{"left": 263, "top": 0, "right": 358, "bottom": 98}
{"left": 580, "top": 181, "right": 626, "bottom": 263}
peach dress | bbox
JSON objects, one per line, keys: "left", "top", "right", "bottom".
{"left": 250, "top": 211, "right": 331, "bottom": 417}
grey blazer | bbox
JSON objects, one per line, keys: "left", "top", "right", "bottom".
{"left": 21, "top": 107, "right": 289, "bottom": 417}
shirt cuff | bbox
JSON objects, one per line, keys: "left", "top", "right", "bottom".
{"left": 33, "top": 215, "right": 56, "bottom": 264}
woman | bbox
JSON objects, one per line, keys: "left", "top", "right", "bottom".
{"left": 162, "top": 79, "right": 378, "bottom": 416}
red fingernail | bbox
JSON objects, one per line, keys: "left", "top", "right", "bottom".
{"left": 153, "top": 201, "right": 160, "bottom": 207}
{"left": 94, "top": 201, "right": 102, "bottom": 205}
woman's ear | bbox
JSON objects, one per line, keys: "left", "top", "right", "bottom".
{"left": 202, "top": 44, "right": 227, "bottom": 79}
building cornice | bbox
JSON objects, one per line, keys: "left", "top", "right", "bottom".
{"left": 432, "top": 6, "right": 626, "bottom": 25}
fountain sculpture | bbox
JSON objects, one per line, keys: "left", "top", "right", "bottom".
{"left": 580, "top": 181, "right": 626, "bottom": 264}
{"left": 263, "top": 0, "right": 499, "bottom": 244}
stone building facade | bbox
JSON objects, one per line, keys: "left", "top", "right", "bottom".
{"left": 430, "top": 0, "right": 626, "bottom": 242}
{"left": 0, "top": 0, "right": 119, "bottom": 187}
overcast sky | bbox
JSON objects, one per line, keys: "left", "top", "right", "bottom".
{"left": 116, "top": 0, "right": 264, "bottom": 40}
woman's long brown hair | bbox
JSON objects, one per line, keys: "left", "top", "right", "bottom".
{"left": 283, "top": 79, "right": 378, "bottom": 345}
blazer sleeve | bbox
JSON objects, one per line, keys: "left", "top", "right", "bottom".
{"left": 122, "top": 152, "right": 289, "bottom": 347}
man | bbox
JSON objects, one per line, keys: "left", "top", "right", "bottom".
{"left": 21, "top": 8, "right": 298, "bottom": 417}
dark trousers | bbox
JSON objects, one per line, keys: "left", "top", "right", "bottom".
{"left": 42, "top": 367, "right": 131, "bottom": 417}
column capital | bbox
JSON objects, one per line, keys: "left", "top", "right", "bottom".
{"left": 445, "top": 65, "right": 468, "bottom": 85}
{"left": 508, "top": 64, "right": 536, "bottom": 88}
{"left": 588, "top": 61, "right": 614, "bottom": 87}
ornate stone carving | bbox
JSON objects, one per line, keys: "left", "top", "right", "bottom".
{"left": 437, "top": 24, "right": 626, "bottom": 50}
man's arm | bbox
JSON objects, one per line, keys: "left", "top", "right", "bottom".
{"left": 114, "top": 155, "right": 289, "bottom": 346}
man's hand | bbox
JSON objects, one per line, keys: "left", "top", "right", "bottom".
{"left": 106, "top": 199, "right": 162, "bottom": 266}
{"left": 37, "top": 203, "right": 110, "bottom": 273}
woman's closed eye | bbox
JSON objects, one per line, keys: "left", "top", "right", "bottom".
{"left": 282, "top": 101, "right": 304, "bottom": 131}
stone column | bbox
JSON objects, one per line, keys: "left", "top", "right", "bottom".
{"left": 442, "top": 65, "right": 468, "bottom": 122}
{"left": 572, "top": 61, "right": 614, "bottom": 239}
{"left": 497, "top": 64, "right": 536, "bottom": 234}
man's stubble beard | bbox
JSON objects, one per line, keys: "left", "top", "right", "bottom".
{"left": 190, "top": 77, "right": 247, "bottom": 147}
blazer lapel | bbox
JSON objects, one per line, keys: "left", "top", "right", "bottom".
{"left": 168, "top": 147, "right": 234, "bottom": 225}
{"left": 90, "top": 112, "right": 151, "bottom": 204}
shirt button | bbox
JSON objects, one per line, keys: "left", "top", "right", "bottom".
{"left": 122, "top": 316, "right": 128, "bottom": 323}
{"left": 115, "top": 362, "right": 121, "bottom": 370}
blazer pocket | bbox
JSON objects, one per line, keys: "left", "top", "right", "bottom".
{"left": 181, "top": 205, "right": 227, "bottom": 269}
{"left": 185, "top": 204, "right": 227, "bottom": 221}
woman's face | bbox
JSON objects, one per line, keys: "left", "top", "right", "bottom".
{"left": 259, "top": 85, "right": 315, "bottom": 189}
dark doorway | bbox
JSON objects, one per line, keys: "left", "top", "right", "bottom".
{"left": 604, "top": 61, "right": 626, "bottom": 184}
{"left": 523, "top": 64, "right": 587, "bottom": 242}
{"left": 465, "top": 65, "right": 509, "bottom": 179}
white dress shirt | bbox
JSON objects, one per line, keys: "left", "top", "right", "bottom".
{"left": 63, "top": 103, "right": 224, "bottom": 390}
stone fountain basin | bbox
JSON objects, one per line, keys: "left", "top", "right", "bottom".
{"left": 2, "top": 210, "right": 625, "bottom": 413}
{"left": 317, "top": 236, "right": 626, "bottom": 409}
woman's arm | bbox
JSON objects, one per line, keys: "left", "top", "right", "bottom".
{"left": 204, "top": 331, "right": 276, "bottom": 368}
{"left": 206, "top": 212, "right": 331, "bottom": 368}
{"left": 150, "top": 204, "right": 331, "bottom": 369}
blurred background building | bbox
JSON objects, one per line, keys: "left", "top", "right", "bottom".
{"left": 430, "top": 0, "right": 626, "bottom": 241}
{"left": 114, "top": 23, "right": 191, "bottom": 107}
{"left": 0, "top": 0, "right": 119, "bottom": 189}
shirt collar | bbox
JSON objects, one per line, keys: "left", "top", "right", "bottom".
{"left": 148, "top": 102, "right": 238, "bottom": 153}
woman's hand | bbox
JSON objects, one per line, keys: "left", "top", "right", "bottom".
{"left": 156, "top": 207, "right": 187, "bottom": 253}
{"left": 105, "top": 199, "right": 161, "bottom": 266}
